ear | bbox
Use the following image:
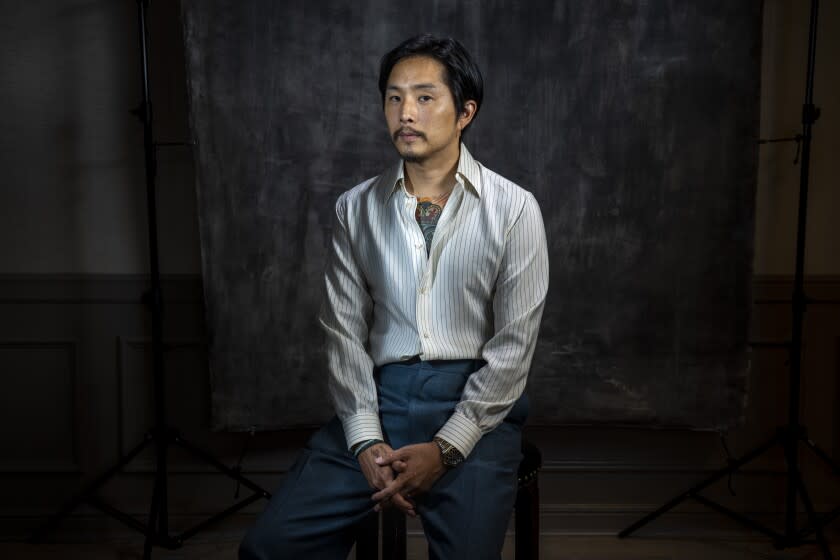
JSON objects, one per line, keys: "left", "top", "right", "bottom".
{"left": 457, "top": 100, "right": 478, "bottom": 133}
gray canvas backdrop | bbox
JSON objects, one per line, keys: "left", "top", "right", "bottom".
{"left": 180, "top": 0, "right": 762, "bottom": 431}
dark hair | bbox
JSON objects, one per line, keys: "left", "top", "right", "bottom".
{"left": 378, "top": 34, "right": 484, "bottom": 135}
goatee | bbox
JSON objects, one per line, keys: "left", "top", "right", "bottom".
{"left": 402, "top": 153, "right": 422, "bottom": 163}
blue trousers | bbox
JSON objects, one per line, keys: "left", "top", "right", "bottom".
{"left": 239, "top": 359, "right": 528, "bottom": 560}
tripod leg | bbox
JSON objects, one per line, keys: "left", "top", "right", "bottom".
{"left": 143, "top": 467, "right": 163, "bottom": 560}
{"left": 794, "top": 468, "right": 834, "bottom": 560}
{"left": 174, "top": 435, "right": 270, "bottom": 498}
{"left": 156, "top": 433, "right": 170, "bottom": 539}
{"left": 618, "top": 432, "right": 778, "bottom": 538}
{"left": 801, "top": 435, "right": 840, "bottom": 475}
{"left": 30, "top": 436, "right": 152, "bottom": 543}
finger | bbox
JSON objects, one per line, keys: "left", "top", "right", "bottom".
{"left": 372, "top": 487, "right": 393, "bottom": 502}
{"left": 372, "top": 478, "right": 405, "bottom": 502}
{"left": 374, "top": 495, "right": 392, "bottom": 512}
{"left": 375, "top": 448, "right": 409, "bottom": 465}
{"left": 380, "top": 465, "right": 395, "bottom": 483}
{"left": 373, "top": 474, "right": 418, "bottom": 501}
{"left": 390, "top": 493, "right": 416, "bottom": 517}
{"left": 376, "top": 491, "right": 414, "bottom": 516}
{"left": 391, "top": 460, "right": 408, "bottom": 473}
{"left": 374, "top": 473, "right": 393, "bottom": 491}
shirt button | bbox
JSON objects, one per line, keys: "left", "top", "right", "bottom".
{"left": 423, "top": 332, "right": 430, "bottom": 339}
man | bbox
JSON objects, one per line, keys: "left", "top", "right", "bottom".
{"left": 240, "top": 33, "right": 548, "bottom": 559}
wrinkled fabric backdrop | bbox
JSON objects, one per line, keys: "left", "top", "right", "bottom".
{"left": 180, "top": 0, "right": 761, "bottom": 431}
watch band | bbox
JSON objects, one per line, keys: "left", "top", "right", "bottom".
{"left": 433, "top": 436, "right": 465, "bottom": 468}
{"left": 352, "top": 439, "right": 383, "bottom": 458}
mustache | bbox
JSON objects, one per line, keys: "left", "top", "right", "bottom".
{"left": 394, "top": 128, "right": 424, "bottom": 140}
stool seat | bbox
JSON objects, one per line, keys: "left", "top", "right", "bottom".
{"left": 355, "top": 438, "right": 542, "bottom": 560}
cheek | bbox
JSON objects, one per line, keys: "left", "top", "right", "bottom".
{"left": 421, "top": 108, "right": 442, "bottom": 128}
{"left": 385, "top": 110, "right": 400, "bottom": 130}
{"left": 431, "top": 106, "right": 456, "bottom": 128}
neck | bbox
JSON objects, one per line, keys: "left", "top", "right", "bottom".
{"left": 404, "top": 142, "right": 460, "bottom": 198}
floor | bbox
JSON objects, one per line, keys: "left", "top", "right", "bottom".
{"left": 2, "top": 535, "right": 839, "bottom": 560}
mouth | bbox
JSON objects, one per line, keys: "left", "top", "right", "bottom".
{"left": 395, "top": 129, "right": 423, "bottom": 142}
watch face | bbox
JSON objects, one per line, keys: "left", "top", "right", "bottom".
{"left": 443, "top": 450, "right": 462, "bottom": 467}
{"left": 435, "top": 438, "right": 463, "bottom": 467}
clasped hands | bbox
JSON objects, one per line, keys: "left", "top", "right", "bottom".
{"left": 357, "top": 441, "right": 446, "bottom": 518}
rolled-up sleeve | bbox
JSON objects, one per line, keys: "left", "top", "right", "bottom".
{"left": 318, "top": 194, "right": 383, "bottom": 450}
{"left": 435, "top": 192, "right": 549, "bottom": 457}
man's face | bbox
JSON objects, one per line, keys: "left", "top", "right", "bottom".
{"left": 384, "top": 56, "right": 464, "bottom": 164}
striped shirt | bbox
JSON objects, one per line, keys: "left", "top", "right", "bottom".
{"left": 319, "top": 144, "right": 549, "bottom": 458}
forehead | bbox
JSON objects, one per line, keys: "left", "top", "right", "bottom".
{"left": 387, "top": 56, "right": 448, "bottom": 88}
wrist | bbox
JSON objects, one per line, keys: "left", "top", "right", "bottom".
{"left": 352, "top": 439, "right": 383, "bottom": 458}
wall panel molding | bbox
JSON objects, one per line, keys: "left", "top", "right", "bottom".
{"left": 0, "top": 274, "right": 203, "bottom": 304}
{"left": 0, "top": 339, "right": 80, "bottom": 473}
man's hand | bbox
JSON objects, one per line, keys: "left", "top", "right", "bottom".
{"left": 371, "top": 442, "right": 446, "bottom": 510}
{"left": 357, "top": 443, "right": 416, "bottom": 517}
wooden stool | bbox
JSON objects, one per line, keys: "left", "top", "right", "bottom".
{"left": 354, "top": 438, "right": 542, "bottom": 559}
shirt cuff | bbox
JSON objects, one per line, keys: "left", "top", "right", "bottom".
{"left": 341, "top": 412, "right": 384, "bottom": 452}
{"left": 435, "top": 411, "right": 483, "bottom": 458}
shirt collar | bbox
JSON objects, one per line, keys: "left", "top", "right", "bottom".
{"left": 381, "top": 142, "right": 483, "bottom": 202}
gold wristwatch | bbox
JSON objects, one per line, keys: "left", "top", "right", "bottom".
{"left": 433, "top": 437, "right": 465, "bottom": 468}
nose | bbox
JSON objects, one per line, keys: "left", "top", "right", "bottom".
{"left": 399, "top": 98, "right": 416, "bottom": 124}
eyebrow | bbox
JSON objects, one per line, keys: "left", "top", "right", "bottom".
{"left": 386, "top": 83, "right": 439, "bottom": 92}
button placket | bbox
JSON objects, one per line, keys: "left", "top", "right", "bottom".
{"left": 425, "top": 182, "right": 463, "bottom": 262}
{"left": 401, "top": 192, "right": 430, "bottom": 352}
{"left": 407, "top": 181, "right": 464, "bottom": 355}
{"left": 401, "top": 194, "right": 426, "bottom": 283}
{"left": 416, "top": 266, "right": 430, "bottom": 350}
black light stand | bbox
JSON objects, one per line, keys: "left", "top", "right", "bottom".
{"left": 618, "top": 1, "right": 838, "bottom": 557}
{"left": 31, "top": 1, "right": 270, "bottom": 557}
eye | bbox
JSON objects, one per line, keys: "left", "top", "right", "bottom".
{"left": 388, "top": 95, "right": 401, "bottom": 103}
{"left": 419, "top": 95, "right": 433, "bottom": 102}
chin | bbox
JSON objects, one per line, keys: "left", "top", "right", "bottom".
{"left": 395, "top": 144, "right": 425, "bottom": 163}
{"left": 402, "top": 153, "right": 423, "bottom": 163}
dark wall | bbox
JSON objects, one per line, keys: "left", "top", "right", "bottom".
{"left": 180, "top": 0, "right": 762, "bottom": 431}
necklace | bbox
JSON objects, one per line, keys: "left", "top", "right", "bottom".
{"left": 420, "top": 188, "right": 453, "bottom": 204}
{"left": 406, "top": 176, "right": 455, "bottom": 204}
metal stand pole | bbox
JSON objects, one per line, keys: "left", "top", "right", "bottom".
{"left": 31, "top": 2, "right": 270, "bottom": 556}
{"left": 619, "top": 2, "right": 835, "bottom": 557}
